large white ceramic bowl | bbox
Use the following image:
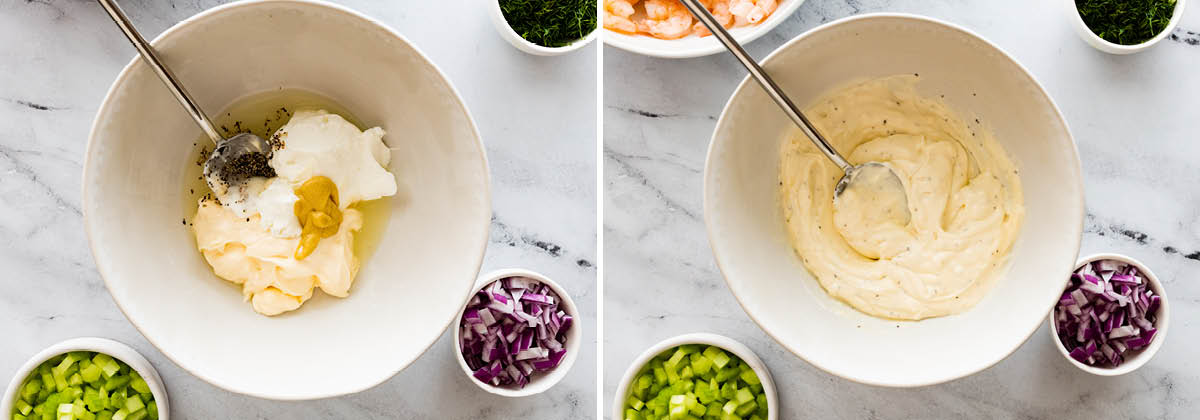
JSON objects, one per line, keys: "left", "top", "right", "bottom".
{"left": 704, "top": 14, "right": 1084, "bottom": 387}
{"left": 603, "top": 0, "right": 806, "bottom": 58}
{"left": 84, "top": 0, "right": 491, "bottom": 400}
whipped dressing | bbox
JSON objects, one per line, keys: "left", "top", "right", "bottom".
{"left": 779, "top": 76, "right": 1024, "bottom": 320}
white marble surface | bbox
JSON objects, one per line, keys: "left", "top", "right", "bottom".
{"left": 0, "top": 0, "right": 595, "bottom": 418}
{"left": 604, "top": 0, "right": 1200, "bottom": 418}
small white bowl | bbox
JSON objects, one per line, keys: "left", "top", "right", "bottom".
{"left": 1049, "top": 253, "right": 1171, "bottom": 375}
{"left": 488, "top": 0, "right": 597, "bottom": 56}
{"left": 704, "top": 13, "right": 1084, "bottom": 387}
{"left": 1066, "top": 0, "right": 1187, "bottom": 54}
{"left": 612, "top": 333, "right": 778, "bottom": 420}
{"left": 602, "top": 0, "right": 807, "bottom": 59}
{"left": 2, "top": 338, "right": 170, "bottom": 420}
{"left": 452, "top": 268, "right": 583, "bottom": 397}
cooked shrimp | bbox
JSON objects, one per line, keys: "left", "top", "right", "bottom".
{"left": 639, "top": 0, "right": 694, "bottom": 40}
{"left": 604, "top": 0, "right": 638, "bottom": 33}
{"left": 691, "top": 0, "right": 733, "bottom": 37}
{"left": 729, "top": 0, "right": 777, "bottom": 26}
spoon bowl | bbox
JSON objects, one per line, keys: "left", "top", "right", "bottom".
{"left": 203, "top": 132, "right": 276, "bottom": 187}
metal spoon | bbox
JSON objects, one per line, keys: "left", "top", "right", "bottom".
{"left": 680, "top": 0, "right": 910, "bottom": 223}
{"left": 97, "top": 0, "right": 274, "bottom": 188}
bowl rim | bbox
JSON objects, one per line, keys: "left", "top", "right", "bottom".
{"left": 601, "top": 0, "right": 807, "bottom": 59}
{"left": 1, "top": 337, "right": 170, "bottom": 420}
{"left": 610, "top": 333, "right": 779, "bottom": 420}
{"left": 82, "top": 0, "right": 491, "bottom": 401}
{"left": 702, "top": 12, "right": 1085, "bottom": 387}
{"left": 1065, "top": 0, "right": 1188, "bottom": 54}
{"left": 487, "top": 0, "right": 598, "bottom": 56}
{"left": 451, "top": 268, "right": 584, "bottom": 398}
{"left": 1047, "top": 253, "right": 1171, "bottom": 376}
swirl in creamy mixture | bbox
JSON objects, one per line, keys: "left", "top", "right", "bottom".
{"left": 779, "top": 76, "right": 1024, "bottom": 320}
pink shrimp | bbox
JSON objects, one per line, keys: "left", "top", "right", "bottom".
{"left": 638, "top": 0, "right": 694, "bottom": 40}
{"left": 604, "top": 0, "right": 638, "bottom": 33}
{"left": 729, "top": 0, "right": 777, "bottom": 26}
{"left": 691, "top": 0, "right": 734, "bottom": 37}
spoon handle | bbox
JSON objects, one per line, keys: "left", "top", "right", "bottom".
{"left": 679, "top": 0, "right": 852, "bottom": 173}
{"left": 96, "top": 0, "right": 223, "bottom": 145}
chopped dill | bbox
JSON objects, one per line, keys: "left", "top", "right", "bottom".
{"left": 499, "top": 0, "right": 597, "bottom": 48}
{"left": 1076, "top": 0, "right": 1177, "bottom": 45}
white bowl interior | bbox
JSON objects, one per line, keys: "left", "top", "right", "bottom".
{"left": 1049, "top": 254, "right": 1171, "bottom": 376}
{"left": 602, "top": 0, "right": 807, "bottom": 58}
{"left": 705, "top": 14, "right": 1084, "bottom": 387}
{"left": 610, "top": 333, "right": 778, "bottom": 420}
{"left": 452, "top": 269, "right": 583, "bottom": 397}
{"left": 84, "top": 1, "right": 490, "bottom": 400}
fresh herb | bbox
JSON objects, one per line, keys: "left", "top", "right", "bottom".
{"left": 1076, "top": 0, "right": 1177, "bottom": 45}
{"left": 499, "top": 0, "right": 597, "bottom": 48}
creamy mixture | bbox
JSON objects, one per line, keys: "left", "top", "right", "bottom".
{"left": 193, "top": 110, "right": 395, "bottom": 316}
{"left": 779, "top": 76, "right": 1024, "bottom": 320}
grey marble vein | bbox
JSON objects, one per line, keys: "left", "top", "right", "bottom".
{"left": 604, "top": 0, "right": 1200, "bottom": 419}
{"left": 0, "top": 0, "right": 596, "bottom": 418}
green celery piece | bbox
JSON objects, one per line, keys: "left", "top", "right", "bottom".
{"left": 665, "top": 367, "right": 680, "bottom": 384}
{"left": 715, "top": 367, "right": 739, "bottom": 383}
{"left": 686, "top": 396, "right": 705, "bottom": 416}
{"left": 680, "top": 380, "right": 695, "bottom": 393}
{"left": 706, "top": 402, "right": 722, "bottom": 416}
{"left": 693, "top": 381, "right": 711, "bottom": 404}
{"left": 108, "top": 392, "right": 126, "bottom": 413}
{"left": 71, "top": 400, "right": 86, "bottom": 418}
{"left": 749, "top": 416, "right": 762, "bottom": 420}
{"left": 624, "top": 408, "right": 643, "bottom": 420}
{"left": 721, "top": 401, "right": 738, "bottom": 415}
{"left": 748, "top": 384, "right": 762, "bottom": 395}
{"left": 755, "top": 394, "right": 767, "bottom": 419}
{"left": 40, "top": 370, "right": 56, "bottom": 393}
{"left": 15, "top": 414, "right": 28, "bottom": 420}
{"left": 38, "top": 388, "right": 51, "bottom": 401}
{"left": 637, "top": 374, "right": 653, "bottom": 391}
{"left": 690, "top": 354, "right": 713, "bottom": 376}
{"left": 738, "top": 370, "right": 759, "bottom": 386}
{"left": 79, "top": 365, "right": 103, "bottom": 385}
{"left": 719, "top": 382, "right": 736, "bottom": 401}
{"left": 128, "top": 378, "right": 149, "bottom": 396}
{"left": 42, "top": 411, "right": 53, "bottom": 420}
{"left": 55, "top": 404, "right": 72, "bottom": 416}
{"left": 679, "top": 345, "right": 700, "bottom": 354}
{"left": 102, "top": 376, "right": 130, "bottom": 393}
{"left": 53, "top": 355, "right": 79, "bottom": 378}
{"left": 710, "top": 351, "right": 732, "bottom": 370}
{"left": 23, "top": 380, "right": 42, "bottom": 400}
{"left": 665, "top": 349, "right": 688, "bottom": 372}
{"left": 96, "top": 412, "right": 113, "bottom": 420}
{"left": 17, "top": 399, "right": 34, "bottom": 415}
{"left": 734, "top": 401, "right": 756, "bottom": 418}
{"left": 144, "top": 402, "right": 157, "bottom": 420}
{"left": 77, "top": 413, "right": 95, "bottom": 420}
{"left": 118, "top": 365, "right": 129, "bottom": 376}
{"left": 89, "top": 355, "right": 118, "bottom": 379}
{"left": 680, "top": 366, "right": 694, "bottom": 380}
{"left": 653, "top": 366, "right": 668, "bottom": 384}
{"left": 734, "top": 389, "right": 753, "bottom": 405}
{"left": 124, "top": 411, "right": 145, "bottom": 420}
{"left": 109, "top": 410, "right": 128, "bottom": 420}
{"left": 628, "top": 396, "right": 645, "bottom": 411}
{"left": 67, "top": 374, "right": 83, "bottom": 387}
{"left": 668, "top": 405, "right": 687, "bottom": 420}
{"left": 123, "top": 395, "right": 143, "bottom": 414}
{"left": 52, "top": 371, "right": 69, "bottom": 393}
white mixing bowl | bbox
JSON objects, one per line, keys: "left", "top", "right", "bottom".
{"left": 704, "top": 14, "right": 1084, "bottom": 387}
{"left": 84, "top": 0, "right": 491, "bottom": 400}
{"left": 603, "top": 0, "right": 807, "bottom": 59}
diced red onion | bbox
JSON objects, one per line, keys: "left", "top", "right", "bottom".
{"left": 1055, "top": 259, "right": 1159, "bottom": 368}
{"left": 460, "top": 276, "right": 572, "bottom": 388}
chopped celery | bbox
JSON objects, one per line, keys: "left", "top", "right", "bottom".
{"left": 680, "top": 366, "right": 694, "bottom": 380}
{"left": 738, "top": 370, "right": 760, "bottom": 386}
{"left": 690, "top": 353, "right": 714, "bottom": 376}
{"left": 625, "top": 345, "right": 767, "bottom": 420}
{"left": 124, "top": 411, "right": 146, "bottom": 420}
{"left": 122, "top": 395, "right": 143, "bottom": 415}
{"left": 109, "top": 410, "right": 128, "bottom": 420}
{"left": 144, "top": 402, "right": 157, "bottom": 420}
{"left": 128, "top": 378, "right": 150, "bottom": 395}
{"left": 102, "top": 376, "right": 130, "bottom": 393}
{"left": 23, "top": 380, "right": 42, "bottom": 400}
{"left": 734, "top": 401, "right": 756, "bottom": 417}
{"left": 96, "top": 412, "right": 113, "bottom": 420}
{"left": 68, "top": 374, "right": 83, "bottom": 387}
{"left": 627, "top": 396, "right": 644, "bottom": 411}
{"left": 735, "top": 388, "right": 753, "bottom": 405}
{"left": 17, "top": 399, "right": 34, "bottom": 415}
{"left": 79, "top": 364, "right": 103, "bottom": 385}
{"left": 665, "top": 349, "right": 688, "bottom": 372}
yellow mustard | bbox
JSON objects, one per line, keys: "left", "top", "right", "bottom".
{"left": 293, "top": 176, "right": 342, "bottom": 259}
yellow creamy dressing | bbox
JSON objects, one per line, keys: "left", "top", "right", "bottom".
{"left": 779, "top": 76, "right": 1024, "bottom": 320}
